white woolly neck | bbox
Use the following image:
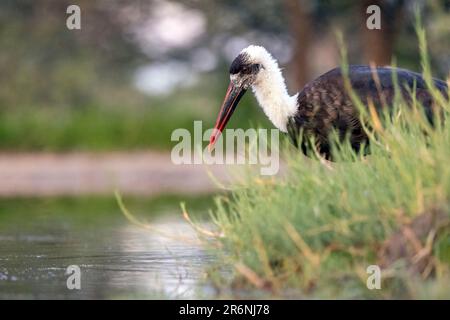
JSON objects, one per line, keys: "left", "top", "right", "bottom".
{"left": 241, "top": 45, "right": 298, "bottom": 132}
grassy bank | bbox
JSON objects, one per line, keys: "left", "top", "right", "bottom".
{"left": 209, "top": 28, "right": 450, "bottom": 299}
{"left": 0, "top": 76, "right": 270, "bottom": 151}
{"left": 0, "top": 193, "right": 214, "bottom": 231}
{"left": 0, "top": 106, "right": 196, "bottom": 151}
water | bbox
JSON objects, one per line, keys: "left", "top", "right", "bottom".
{"left": 0, "top": 206, "right": 219, "bottom": 299}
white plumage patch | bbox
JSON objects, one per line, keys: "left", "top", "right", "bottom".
{"left": 240, "top": 45, "right": 298, "bottom": 132}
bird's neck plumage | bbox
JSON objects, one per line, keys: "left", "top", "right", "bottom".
{"left": 250, "top": 52, "right": 298, "bottom": 132}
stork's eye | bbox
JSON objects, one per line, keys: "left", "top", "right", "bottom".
{"left": 241, "top": 66, "right": 251, "bottom": 74}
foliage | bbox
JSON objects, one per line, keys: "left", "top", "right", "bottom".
{"left": 210, "top": 24, "right": 450, "bottom": 299}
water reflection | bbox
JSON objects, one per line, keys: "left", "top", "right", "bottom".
{"left": 0, "top": 212, "right": 218, "bottom": 299}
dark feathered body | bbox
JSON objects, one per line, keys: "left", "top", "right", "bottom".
{"left": 287, "top": 65, "right": 448, "bottom": 157}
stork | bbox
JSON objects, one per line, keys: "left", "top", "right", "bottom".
{"left": 209, "top": 45, "right": 448, "bottom": 158}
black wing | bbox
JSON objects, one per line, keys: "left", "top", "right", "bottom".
{"left": 288, "top": 65, "right": 448, "bottom": 157}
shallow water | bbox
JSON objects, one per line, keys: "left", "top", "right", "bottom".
{"left": 0, "top": 207, "right": 219, "bottom": 299}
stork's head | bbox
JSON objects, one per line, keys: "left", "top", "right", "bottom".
{"left": 209, "top": 45, "right": 269, "bottom": 149}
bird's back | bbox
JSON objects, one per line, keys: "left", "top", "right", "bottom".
{"left": 288, "top": 65, "right": 448, "bottom": 157}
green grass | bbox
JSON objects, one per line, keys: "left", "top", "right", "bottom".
{"left": 0, "top": 106, "right": 192, "bottom": 151}
{"left": 0, "top": 75, "right": 270, "bottom": 151}
{"left": 0, "top": 194, "right": 215, "bottom": 232}
{"left": 208, "top": 25, "right": 450, "bottom": 299}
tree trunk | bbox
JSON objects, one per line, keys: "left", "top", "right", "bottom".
{"left": 360, "top": 0, "right": 405, "bottom": 66}
{"left": 283, "top": 0, "right": 312, "bottom": 89}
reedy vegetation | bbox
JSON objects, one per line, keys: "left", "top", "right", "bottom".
{"left": 209, "top": 22, "right": 450, "bottom": 299}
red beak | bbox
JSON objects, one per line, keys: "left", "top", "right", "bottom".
{"left": 209, "top": 82, "right": 247, "bottom": 151}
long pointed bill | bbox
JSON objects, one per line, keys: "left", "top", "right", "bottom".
{"left": 209, "top": 82, "right": 247, "bottom": 151}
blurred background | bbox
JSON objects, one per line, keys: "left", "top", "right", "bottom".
{"left": 0, "top": 0, "right": 448, "bottom": 153}
{"left": 0, "top": 0, "right": 449, "bottom": 298}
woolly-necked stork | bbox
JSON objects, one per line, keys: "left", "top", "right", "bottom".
{"left": 209, "top": 45, "right": 448, "bottom": 158}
